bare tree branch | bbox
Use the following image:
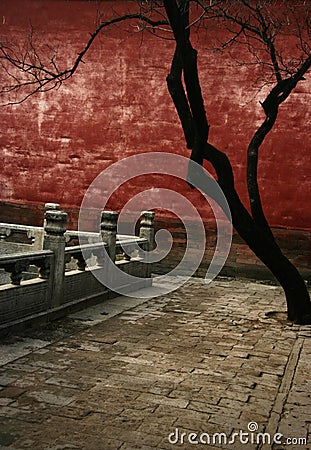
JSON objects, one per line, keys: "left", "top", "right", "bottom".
{"left": 200, "top": 0, "right": 311, "bottom": 240}
{"left": 206, "top": 0, "right": 310, "bottom": 83}
{"left": 0, "top": 10, "right": 168, "bottom": 105}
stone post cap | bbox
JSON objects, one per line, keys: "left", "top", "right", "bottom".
{"left": 140, "top": 211, "right": 155, "bottom": 227}
{"left": 45, "top": 203, "right": 61, "bottom": 211}
{"left": 44, "top": 210, "right": 68, "bottom": 235}
{"left": 101, "top": 211, "right": 119, "bottom": 231}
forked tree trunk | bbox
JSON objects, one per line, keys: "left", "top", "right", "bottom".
{"left": 164, "top": 0, "right": 311, "bottom": 324}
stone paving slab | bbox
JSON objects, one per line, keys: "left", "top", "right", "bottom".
{"left": 0, "top": 277, "right": 310, "bottom": 450}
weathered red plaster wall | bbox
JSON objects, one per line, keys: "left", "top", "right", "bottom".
{"left": 0, "top": 0, "right": 310, "bottom": 234}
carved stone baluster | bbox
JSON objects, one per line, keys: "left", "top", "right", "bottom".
{"left": 0, "top": 228, "right": 11, "bottom": 241}
{"left": 76, "top": 252, "right": 87, "bottom": 271}
{"left": 27, "top": 230, "right": 36, "bottom": 246}
{"left": 6, "top": 260, "right": 30, "bottom": 286}
{"left": 123, "top": 247, "right": 132, "bottom": 261}
{"left": 92, "top": 246, "right": 105, "bottom": 267}
{"left": 37, "top": 258, "right": 51, "bottom": 280}
{"left": 64, "top": 253, "right": 72, "bottom": 268}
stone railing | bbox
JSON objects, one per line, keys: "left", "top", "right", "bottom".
{"left": 0, "top": 223, "right": 44, "bottom": 253}
{"left": 0, "top": 250, "right": 54, "bottom": 285}
{"left": 0, "top": 204, "right": 155, "bottom": 334}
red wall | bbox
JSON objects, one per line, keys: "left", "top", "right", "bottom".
{"left": 0, "top": 0, "right": 310, "bottom": 231}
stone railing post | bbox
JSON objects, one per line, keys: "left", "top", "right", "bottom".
{"left": 33, "top": 203, "right": 60, "bottom": 250}
{"left": 101, "top": 211, "right": 118, "bottom": 263}
{"left": 43, "top": 208, "right": 68, "bottom": 308}
{"left": 139, "top": 211, "right": 155, "bottom": 251}
{"left": 44, "top": 202, "right": 60, "bottom": 227}
{"left": 139, "top": 211, "right": 155, "bottom": 278}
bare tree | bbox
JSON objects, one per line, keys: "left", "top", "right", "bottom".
{"left": 164, "top": 0, "right": 311, "bottom": 324}
{"left": 1, "top": 0, "right": 310, "bottom": 323}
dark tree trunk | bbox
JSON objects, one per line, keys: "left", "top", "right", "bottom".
{"left": 224, "top": 189, "right": 311, "bottom": 324}
{"left": 164, "top": 0, "right": 311, "bottom": 324}
{"left": 203, "top": 142, "right": 311, "bottom": 324}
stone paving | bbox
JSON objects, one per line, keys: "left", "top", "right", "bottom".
{"left": 0, "top": 277, "right": 310, "bottom": 450}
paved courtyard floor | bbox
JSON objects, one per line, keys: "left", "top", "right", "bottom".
{"left": 0, "top": 277, "right": 310, "bottom": 450}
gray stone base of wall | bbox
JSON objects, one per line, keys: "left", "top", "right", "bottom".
{"left": 152, "top": 218, "right": 311, "bottom": 284}
{"left": 0, "top": 203, "right": 309, "bottom": 283}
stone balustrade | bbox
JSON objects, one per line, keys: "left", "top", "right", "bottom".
{"left": 0, "top": 250, "right": 54, "bottom": 285}
{"left": 65, "top": 243, "right": 107, "bottom": 270}
{"left": 0, "top": 204, "right": 155, "bottom": 334}
{"left": 0, "top": 223, "right": 44, "bottom": 252}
